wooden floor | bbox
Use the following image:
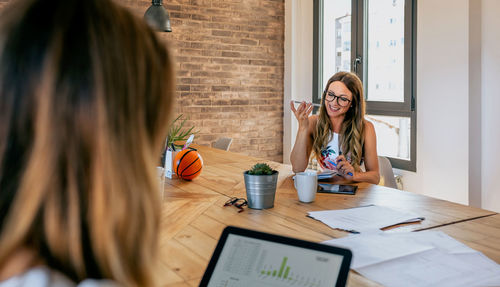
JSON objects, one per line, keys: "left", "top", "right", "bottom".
{"left": 157, "top": 145, "right": 498, "bottom": 286}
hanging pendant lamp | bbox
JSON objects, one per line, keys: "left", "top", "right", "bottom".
{"left": 144, "top": 0, "right": 172, "bottom": 32}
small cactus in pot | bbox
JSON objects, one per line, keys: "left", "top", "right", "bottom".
{"left": 247, "top": 163, "right": 276, "bottom": 175}
{"left": 244, "top": 163, "right": 279, "bottom": 209}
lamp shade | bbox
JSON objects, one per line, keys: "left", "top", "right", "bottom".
{"left": 144, "top": 0, "right": 172, "bottom": 32}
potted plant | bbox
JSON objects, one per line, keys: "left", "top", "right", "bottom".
{"left": 165, "top": 114, "right": 198, "bottom": 151}
{"left": 243, "top": 163, "right": 279, "bottom": 209}
{"left": 162, "top": 114, "right": 198, "bottom": 179}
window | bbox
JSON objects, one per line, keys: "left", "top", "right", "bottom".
{"left": 313, "top": 0, "right": 416, "bottom": 171}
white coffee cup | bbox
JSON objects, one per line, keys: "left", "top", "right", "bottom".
{"left": 294, "top": 171, "right": 318, "bottom": 203}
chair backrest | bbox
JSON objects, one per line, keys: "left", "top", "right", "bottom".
{"left": 378, "top": 156, "right": 398, "bottom": 189}
{"left": 213, "top": 137, "right": 233, "bottom": 151}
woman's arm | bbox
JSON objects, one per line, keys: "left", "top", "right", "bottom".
{"left": 335, "top": 120, "right": 380, "bottom": 184}
{"left": 289, "top": 101, "right": 316, "bottom": 173}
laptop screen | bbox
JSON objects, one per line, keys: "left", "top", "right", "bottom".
{"left": 200, "top": 226, "right": 352, "bottom": 287}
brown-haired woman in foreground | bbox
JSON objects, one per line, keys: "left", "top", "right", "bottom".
{"left": 290, "top": 72, "right": 380, "bottom": 184}
{"left": 0, "top": 0, "right": 174, "bottom": 286}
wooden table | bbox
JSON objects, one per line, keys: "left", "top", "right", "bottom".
{"left": 433, "top": 214, "right": 500, "bottom": 264}
{"left": 158, "top": 145, "right": 497, "bottom": 286}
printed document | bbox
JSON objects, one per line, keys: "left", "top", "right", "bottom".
{"left": 307, "top": 205, "right": 424, "bottom": 233}
{"left": 323, "top": 231, "right": 500, "bottom": 287}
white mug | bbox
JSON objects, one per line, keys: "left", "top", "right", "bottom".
{"left": 294, "top": 171, "right": 318, "bottom": 203}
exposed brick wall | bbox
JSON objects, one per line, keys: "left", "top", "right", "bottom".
{"left": 0, "top": 0, "right": 285, "bottom": 162}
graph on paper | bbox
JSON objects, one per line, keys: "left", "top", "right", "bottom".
{"left": 207, "top": 234, "right": 344, "bottom": 287}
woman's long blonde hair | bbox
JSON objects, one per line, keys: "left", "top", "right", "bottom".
{"left": 0, "top": 0, "right": 174, "bottom": 285}
{"left": 312, "top": 72, "right": 366, "bottom": 170}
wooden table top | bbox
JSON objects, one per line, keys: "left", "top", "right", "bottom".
{"left": 432, "top": 214, "right": 500, "bottom": 264}
{"left": 158, "top": 145, "right": 497, "bottom": 286}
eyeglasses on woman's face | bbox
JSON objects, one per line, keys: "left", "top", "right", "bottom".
{"left": 325, "top": 91, "right": 352, "bottom": 107}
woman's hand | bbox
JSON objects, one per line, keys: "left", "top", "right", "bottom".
{"left": 335, "top": 155, "right": 355, "bottom": 180}
{"left": 290, "top": 101, "right": 313, "bottom": 130}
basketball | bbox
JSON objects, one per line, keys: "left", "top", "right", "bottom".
{"left": 174, "top": 149, "right": 203, "bottom": 180}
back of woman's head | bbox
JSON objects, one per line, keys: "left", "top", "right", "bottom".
{"left": 0, "top": 0, "right": 174, "bottom": 285}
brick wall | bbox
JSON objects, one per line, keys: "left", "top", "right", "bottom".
{"left": 0, "top": 0, "right": 285, "bottom": 162}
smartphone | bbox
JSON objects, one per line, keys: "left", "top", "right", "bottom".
{"left": 317, "top": 183, "right": 357, "bottom": 195}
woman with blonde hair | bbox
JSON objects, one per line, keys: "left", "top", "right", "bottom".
{"left": 290, "top": 72, "right": 380, "bottom": 184}
{"left": 0, "top": 0, "right": 173, "bottom": 286}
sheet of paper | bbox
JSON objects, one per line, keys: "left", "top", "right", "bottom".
{"left": 308, "top": 205, "right": 423, "bottom": 233}
{"left": 323, "top": 234, "right": 432, "bottom": 269}
{"left": 323, "top": 231, "right": 475, "bottom": 269}
{"left": 357, "top": 249, "right": 500, "bottom": 287}
{"left": 394, "top": 231, "right": 476, "bottom": 254}
{"left": 323, "top": 231, "right": 500, "bottom": 287}
{"left": 474, "top": 272, "right": 500, "bottom": 286}
{"left": 318, "top": 170, "right": 336, "bottom": 179}
{"left": 292, "top": 170, "right": 335, "bottom": 180}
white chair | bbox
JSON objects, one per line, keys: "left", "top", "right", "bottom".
{"left": 378, "top": 156, "right": 398, "bottom": 189}
{"left": 213, "top": 137, "right": 233, "bottom": 151}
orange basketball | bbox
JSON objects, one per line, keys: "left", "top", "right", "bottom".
{"left": 174, "top": 149, "right": 203, "bottom": 180}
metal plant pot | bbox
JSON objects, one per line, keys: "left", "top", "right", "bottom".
{"left": 243, "top": 171, "right": 279, "bottom": 209}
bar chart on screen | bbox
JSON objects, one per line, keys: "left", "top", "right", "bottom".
{"left": 257, "top": 257, "right": 324, "bottom": 287}
{"left": 207, "top": 234, "right": 344, "bottom": 287}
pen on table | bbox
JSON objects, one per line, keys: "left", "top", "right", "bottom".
{"left": 292, "top": 100, "right": 321, "bottom": 108}
{"left": 410, "top": 217, "right": 426, "bottom": 222}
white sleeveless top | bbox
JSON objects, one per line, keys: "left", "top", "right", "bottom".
{"left": 318, "top": 133, "right": 341, "bottom": 170}
{"left": 318, "top": 132, "right": 365, "bottom": 172}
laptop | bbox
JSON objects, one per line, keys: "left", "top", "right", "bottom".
{"left": 199, "top": 226, "right": 352, "bottom": 287}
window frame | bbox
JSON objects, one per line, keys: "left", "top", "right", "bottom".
{"left": 313, "top": 0, "right": 417, "bottom": 171}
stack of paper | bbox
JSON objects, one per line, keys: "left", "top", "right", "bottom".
{"left": 318, "top": 170, "right": 336, "bottom": 180}
{"left": 292, "top": 170, "right": 336, "bottom": 180}
{"left": 307, "top": 205, "right": 424, "bottom": 233}
{"left": 323, "top": 231, "right": 500, "bottom": 287}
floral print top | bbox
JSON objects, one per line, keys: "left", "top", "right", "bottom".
{"left": 319, "top": 133, "right": 340, "bottom": 170}
{"left": 319, "top": 132, "right": 364, "bottom": 172}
